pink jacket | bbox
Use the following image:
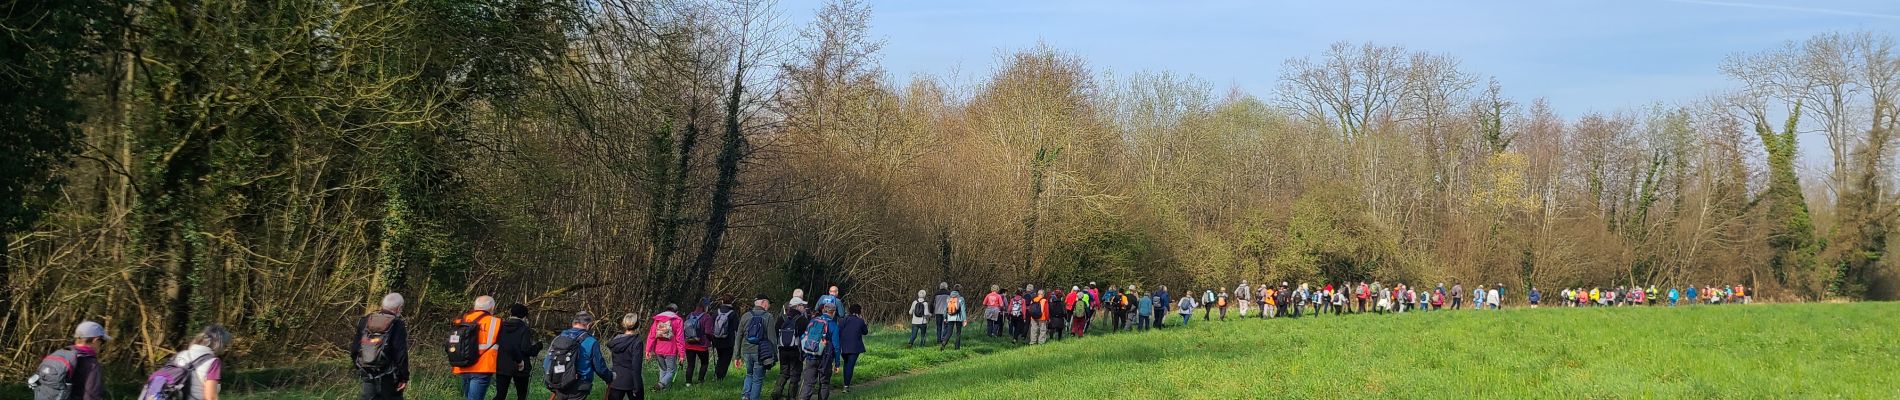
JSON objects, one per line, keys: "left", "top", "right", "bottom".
{"left": 645, "top": 311, "right": 687, "bottom": 357}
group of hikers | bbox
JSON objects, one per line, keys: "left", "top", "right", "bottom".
{"left": 23, "top": 279, "right": 1753, "bottom": 400}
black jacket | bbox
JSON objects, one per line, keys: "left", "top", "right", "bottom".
{"left": 495, "top": 317, "right": 542, "bottom": 376}
{"left": 350, "top": 311, "right": 410, "bottom": 383}
{"left": 605, "top": 333, "right": 645, "bottom": 392}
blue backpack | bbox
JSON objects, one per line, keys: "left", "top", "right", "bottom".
{"left": 800, "top": 317, "right": 831, "bottom": 356}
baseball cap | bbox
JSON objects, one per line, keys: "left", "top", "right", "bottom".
{"left": 75, "top": 320, "right": 110, "bottom": 341}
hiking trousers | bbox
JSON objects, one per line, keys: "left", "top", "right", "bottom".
{"left": 360, "top": 376, "right": 402, "bottom": 400}
{"left": 1029, "top": 320, "right": 1048, "bottom": 343}
{"left": 685, "top": 349, "right": 710, "bottom": 383}
{"left": 907, "top": 323, "right": 927, "bottom": 346}
{"left": 774, "top": 348, "right": 804, "bottom": 399}
{"left": 1136, "top": 315, "right": 1150, "bottom": 331}
{"left": 798, "top": 355, "right": 834, "bottom": 400}
{"left": 1238, "top": 301, "right": 1250, "bottom": 317}
{"left": 715, "top": 343, "right": 735, "bottom": 380}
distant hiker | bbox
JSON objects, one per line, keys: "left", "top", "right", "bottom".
{"left": 645, "top": 304, "right": 686, "bottom": 391}
{"left": 140, "top": 324, "right": 229, "bottom": 400}
{"left": 450, "top": 296, "right": 502, "bottom": 400}
{"left": 1201, "top": 289, "right": 1215, "bottom": 321}
{"left": 494, "top": 303, "right": 543, "bottom": 400}
{"left": 1152, "top": 286, "right": 1171, "bottom": 329}
{"left": 1008, "top": 288, "right": 1029, "bottom": 343}
{"left": 1071, "top": 287, "right": 1093, "bottom": 337}
{"left": 682, "top": 302, "right": 712, "bottom": 385}
{"left": 1334, "top": 287, "right": 1348, "bottom": 315}
{"left": 544, "top": 312, "right": 612, "bottom": 400}
{"left": 351, "top": 294, "right": 407, "bottom": 400}
{"left": 1135, "top": 289, "right": 1155, "bottom": 331}
{"left": 1487, "top": 286, "right": 1501, "bottom": 310}
{"left": 1258, "top": 284, "right": 1273, "bottom": 319}
{"left": 943, "top": 288, "right": 969, "bottom": 349}
{"left": 1356, "top": 282, "right": 1371, "bottom": 313}
{"left": 1293, "top": 284, "right": 1310, "bottom": 317}
{"left": 817, "top": 286, "right": 843, "bottom": 316}
{"left": 31, "top": 320, "right": 109, "bottom": 400}
{"left": 739, "top": 295, "right": 781, "bottom": 400}
{"left": 907, "top": 290, "right": 931, "bottom": 348}
{"left": 984, "top": 285, "right": 1005, "bottom": 338}
{"left": 1685, "top": 286, "right": 1698, "bottom": 306}
{"left": 605, "top": 313, "right": 645, "bottom": 400}
{"left": 1048, "top": 288, "right": 1068, "bottom": 342}
{"left": 1177, "top": 294, "right": 1197, "bottom": 326}
{"left": 712, "top": 295, "right": 740, "bottom": 381}
{"left": 839, "top": 304, "right": 870, "bottom": 392}
{"left": 1029, "top": 289, "right": 1051, "bottom": 344}
{"left": 1277, "top": 282, "right": 1294, "bottom": 318}
{"left": 1235, "top": 280, "right": 1253, "bottom": 318}
{"left": 1107, "top": 285, "right": 1128, "bottom": 332}
{"left": 1216, "top": 288, "right": 1230, "bottom": 321}
{"left": 933, "top": 282, "right": 952, "bottom": 345}
{"left": 774, "top": 297, "right": 811, "bottom": 400}
{"left": 1450, "top": 283, "right": 1464, "bottom": 310}
{"left": 1648, "top": 285, "right": 1661, "bottom": 306}
{"left": 1528, "top": 287, "right": 1542, "bottom": 308}
{"left": 1668, "top": 287, "right": 1680, "bottom": 306}
{"left": 796, "top": 303, "right": 839, "bottom": 400}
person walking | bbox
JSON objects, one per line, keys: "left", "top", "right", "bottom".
{"left": 1070, "top": 287, "right": 1092, "bottom": 338}
{"left": 1177, "top": 295, "right": 1197, "bottom": 326}
{"left": 1450, "top": 283, "right": 1464, "bottom": 310}
{"left": 838, "top": 304, "right": 869, "bottom": 392}
{"left": 1487, "top": 286, "right": 1502, "bottom": 310}
{"left": 773, "top": 298, "right": 811, "bottom": 400}
{"left": 1528, "top": 287, "right": 1542, "bottom": 308}
{"left": 1152, "top": 286, "right": 1171, "bottom": 329}
{"left": 545, "top": 312, "right": 612, "bottom": 400}
{"left": 1048, "top": 288, "right": 1068, "bottom": 342}
{"left": 493, "top": 303, "right": 542, "bottom": 400}
{"left": 738, "top": 295, "right": 780, "bottom": 400}
{"left": 942, "top": 288, "right": 968, "bottom": 349}
{"left": 1007, "top": 289, "right": 1029, "bottom": 343}
{"left": 983, "top": 285, "right": 1005, "bottom": 338}
{"left": 1216, "top": 288, "right": 1230, "bottom": 321}
{"left": 1028, "top": 289, "right": 1050, "bottom": 344}
{"left": 711, "top": 296, "right": 740, "bottom": 381}
{"left": 1135, "top": 289, "right": 1154, "bottom": 331}
{"left": 796, "top": 303, "right": 839, "bottom": 400}
{"left": 1200, "top": 289, "right": 1215, "bottom": 321}
{"left": 605, "top": 314, "right": 646, "bottom": 400}
{"left": 906, "top": 290, "right": 930, "bottom": 348}
{"left": 1356, "top": 282, "right": 1371, "bottom": 313}
{"left": 451, "top": 296, "right": 502, "bottom": 400}
{"left": 166, "top": 325, "right": 231, "bottom": 400}
{"left": 933, "top": 282, "right": 952, "bottom": 345}
{"left": 352, "top": 294, "right": 408, "bottom": 400}
{"left": 34, "top": 320, "right": 111, "bottom": 400}
{"left": 1235, "top": 280, "right": 1253, "bottom": 318}
{"left": 682, "top": 302, "right": 712, "bottom": 385}
{"left": 644, "top": 304, "right": 686, "bottom": 392}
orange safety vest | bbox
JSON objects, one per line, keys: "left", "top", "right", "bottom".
{"left": 451, "top": 310, "right": 502, "bottom": 374}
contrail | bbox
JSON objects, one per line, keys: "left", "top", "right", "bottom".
{"left": 1664, "top": 0, "right": 1900, "bottom": 20}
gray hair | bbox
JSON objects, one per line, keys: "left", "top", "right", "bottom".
{"left": 620, "top": 313, "right": 640, "bottom": 331}
{"left": 474, "top": 296, "right": 497, "bottom": 312}
{"left": 193, "top": 324, "right": 233, "bottom": 353}
{"left": 381, "top": 293, "right": 405, "bottom": 312}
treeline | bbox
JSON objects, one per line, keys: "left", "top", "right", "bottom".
{"left": 3, "top": 0, "right": 1896, "bottom": 377}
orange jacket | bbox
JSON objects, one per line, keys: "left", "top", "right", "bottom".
{"left": 1032, "top": 296, "right": 1049, "bottom": 321}
{"left": 451, "top": 310, "right": 502, "bottom": 374}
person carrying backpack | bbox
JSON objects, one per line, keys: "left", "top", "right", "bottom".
{"left": 543, "top": 312, "right": 612, "bottom": 400}
{"left": 1048, "top": 289, "right": 1068, "bottom": 342}
{"left": 1450, "top": 283, "right": 1464, "bottom": 310}
{"left": 1216, "top": 288, "right": 1230, "bottom": 321}
{"left": 1007, "top": 288, "right": 1029, "bottom": 343}
{"left": 983, "top": 285, "right": 1005, "bottom": 338}
{"left": 773, "top": 298, "right": 811, "bottom": 400}
{"left": 907, "top": 290, "right": 930, "bottom": 348}
{"left": 933, "top": 282, "right": 951, "bottom": 345}
{"left": 351, "top": 294, "right": 408, "bottom": 400}
{"left": 494, "top": 303, "right": 543, "bottom": 400}
{"left": 1028, "top": 289, "right": 1050, "bottom": 344}
{"left": 1176, "top": 295, "right": 1197, "bottom": 327}
{"left": 942, "top": 289, "right": 968, "bottom": 350}
{"left": 1153, "top": 286, "right": 1171, "bottom": 329}
{"left": 1070, "top": 287, "right": 1092, "bottom": 337}
{"left": 711, "top": 296, "right": 740, "bottom": 381}
{"left": 738, "top": 295, "right": 780, "bottom": 400}
{"left": 644, "top": 304, "right": 686, "bottom": 391}
{"left": 1234, "top": 281, "right": 1252, "bottom": 318}
{"left": 838, "top": 304, "right": 869, "bottom": 392}
{"left": 1135, "top": 289, "right": 1154, "bottom": 331}
{"left": 30, "top": 320, "right": 110, "bottom": 400}
{"left": 682, "top": 301, "right": 712, "bottom": 385}
{"left": 797, "top": 303, "right": 840, "bottom": 400}
{"left": 140, "top": 325, "right": 229, "bottom": 400}
{"left": 605, "top": 314, "right": 645, "bottom": 400}
{"left": 449, "top": 296, "right": 502, "bottom": 400}
{"left": 1200, "top": 289, "right": 1215, "bottom": 321}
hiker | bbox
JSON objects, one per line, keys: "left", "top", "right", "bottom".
{"left": 682, "top": 302, "right": 712, "bottom": 385}
{"left": 1008, "top": 288, "right": 1029, "bottom": 343}
{"left": 1487, "top": 285, "right": 1502, "bottom": 310}
{"left": 943, "top": 288, "right": 968, "bottom": 349}
{"left": 1047, "top": 288, "right": 1068, "bottom": 342}
{"left": 1529, "top": 287, "right": 1542, "bottom": 308}
{"left": 1450, "top": 283, "right": 1464, "bottom": 310}
{"left": 774, "top": 297, "right": 811, "bottom": 400}
{"left": 907, "top": 290, "right": 930, "bottom": 347}
{"left": 1736, "top": 284, "right": 1748, "bottom": 304}
{"left": 545, "top": 312, "right": 612, "bottom": 400}
{"left": 494, "top": 303, "right": 543, "bottom": 400}
{"left": 1028, "top": 289, "right": 1050, "bottom": 344}
{"left": 1071, "top": 287, "right": 1092, "bottom": 337}
{"left": 739, "top": 295, "right": 779, "bottom": 400}
{"left": 933, "top": 282, "right": 952, "bottom": 345}
{"left": 1668, "top": 287, "right": 1680, "bottom": 306}
{"left": 984, "top": 285, "right": 1005, "bottom": 338}
{"left": 1136, "top": 289, "right": 1154, "bottom": 331}
{"left": 1293, "top": 284, "right": 1309, "bottom": 317}
{"left": 1261, "top": 286, "right": 1276, "bottom": 319}
{"left": 348, "top": 294, "right": 408, "bottom": 400}
{"left": 30, "top": 320, "right": 110, "bottom": 400}
{"left": 796, "top": 303, "right": 839, "bottom": 400}
{"left": 712, "top": 295, "right": 740, "bottom": 381}
{"left": 1216, "top": 288, "right": 1230, "bottom": 321}
{"left": 1086, "top": 283, "right": 1104, "bottom": 333}
{"left": 1356, "top": 282, "right": 1370, "bottom": 313}
{"left": 1110, "top": 286, "right": 1131, "bottom": 332}
{"left": 451, "top": 296, "right": 503, "bottom": 400}
{"left": 606, "top": 314, "right": 646, "bottom": 400}
{"left": 1685, "top": 285, "right": 1698, "bottom": 306}
{"left": 1200, "top": 289, "right": 1215, "bottom": 321}
{"left": 817, "top": 286, "right": 843, "bottom": 316}
{"left": 1648, "top": 285, "right": 1661, "bottom": 306}
{"left": 1177, "top": 294, "right": 1197, "bottom": 326}
{"left": 1278, "top": 283, "right": 1294, "bottom": 318}
{"left": 839, "top": 304, "right": 870, "bottom": 392}
{"left": 1153, "top": 285, "right": 1171, "bottom": 329}
{"left": 645, "top": 304, "right": 686, "bottom": 391}
{"left": 1235, "top": 280, "right": 1253, "bottom": 318}
{"left": 1471, "top": 285, "right": 1485, "bottom": 311}
{"left": 160, "top": 324, "right": 230, "bottom": 400}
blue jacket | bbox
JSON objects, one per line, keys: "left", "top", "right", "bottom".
{"left": 1136, "top": 295, "right": 1154, "bottom": 316}
{"left": 546, "top": 328, "right": 613, "bottom": 384}
{"left": 818, "top": 294, "right": 842, "bottom": 315}
{"left": 838, "top": 314, "right": 869, "bottom": 355}
{"left": 805, "top": 314, "right": 844, "bottom": 366}
{"left": 1156, "top": 290, "right": 1171, "bottom": 313}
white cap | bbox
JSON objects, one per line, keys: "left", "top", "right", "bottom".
{"left": 75, "top": 320, "right": 111, "bottom": 341}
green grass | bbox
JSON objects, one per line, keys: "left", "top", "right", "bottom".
{"left": 854, "top": 303, "right": 1900, "bottom": 399}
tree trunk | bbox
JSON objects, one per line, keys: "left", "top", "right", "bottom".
{"left": 684, "top": 65, "right": 749, "bottom": 305}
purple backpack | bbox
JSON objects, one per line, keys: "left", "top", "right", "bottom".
{"left": 138, "top": 353, "right": 212, "bottom": 400}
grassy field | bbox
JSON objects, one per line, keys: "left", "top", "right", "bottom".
{"left": 856, "top": 303, "right": 1900, "bottom": 399}
{"left": 12, "top": 303, "right": 1895, "bottom": 399}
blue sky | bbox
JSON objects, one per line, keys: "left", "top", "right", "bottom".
{"left": 779, "top": 0, "right": 1900, "bottom": 116}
